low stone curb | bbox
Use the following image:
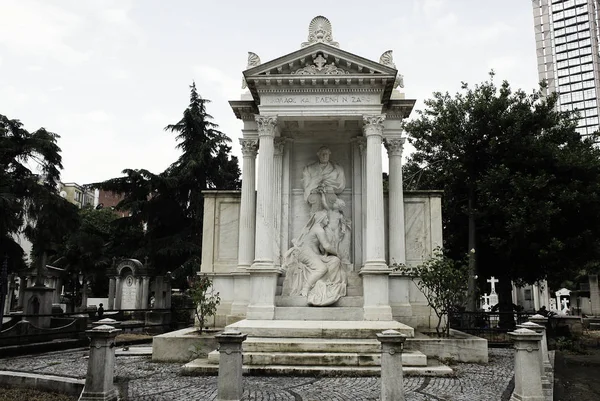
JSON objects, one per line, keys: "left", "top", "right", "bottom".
{"left": 0, "top": 370, "right": 84, "bottom": 397}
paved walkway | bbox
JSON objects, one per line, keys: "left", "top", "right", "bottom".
{"left": 0, "top": 347, "right": 515, "bottom": 400}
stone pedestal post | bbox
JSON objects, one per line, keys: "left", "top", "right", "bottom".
{"left": 247, "top": 115, "right": 280, "bottom": 320}
{"left": 107, "top": 277, "right": 116, "bottom": 310}
{"left": 216, "top": 329, "right": 247, "bottom": 401}
{"left": 141, "top": 276, "right": 150, "bottom": 309}
{"left": 17, "top": 276, "right": 26, "bottom": 308}
{"left": 53, "top": 278, "right": 62, "bottom": 304}
{"left": 114, "top": 277, "right": 122, "bottom": 310}
{"left": 79, "top": 324, "right": 121, "bottom": 401}
{"left": 509, "top": 328, "right": 544, "bottom": 401}
{"left": 376, "top": 329, "right": 407, "bottom": 401}
{"left": 361, "top": 115, "right": 392, "bottom": 321}
{"left": 589, "top": 274, "right": 600, "bottom": 316}
{"left": 517, "top": 321, "right": 550, "bottom": 392}
{"left": 528, "top": 314, "right": 551, "bottom": 372}
{"left": 81, "top": 280, "right": 89, "bottom": 311}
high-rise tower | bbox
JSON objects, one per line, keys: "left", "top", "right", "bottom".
{"left": 532, "top": 0, "right": 600, "bottom": 138}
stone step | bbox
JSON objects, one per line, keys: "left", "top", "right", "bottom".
{"left": 225, "top": 319, "right": 414, "bottom": 339}
{"left": 275, "top": 296, "right": 363, "bottom": 307}
{"left": 183, "top": 358, "right": 453, "bottom": 377}
{"left": 243, "top": 337, "right": 380, "bottom": 353}
{"left": 274, "top": 307, "right": 363, "bottom": 321}
{"left": 207, "top": 350, "right": 427, "bottom": 367}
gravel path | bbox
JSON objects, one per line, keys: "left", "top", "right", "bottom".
{"left": 0, "top": 348, "right": 515, "bottom": 400}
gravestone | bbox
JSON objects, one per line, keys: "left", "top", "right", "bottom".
{"left": 481, "top": 293, "right": 491, "bottom": 312}
{"left": 486, "top": 276, "right": 499, "bottom": 307}
{"left": 555, "top": 288, "right": 571, "bottom": 316}
{"left": 108, "top": 259, "right": 151, "bottom": 310}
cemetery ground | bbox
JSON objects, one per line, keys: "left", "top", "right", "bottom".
{"left": 553, "top": 330, "right": 600, "bottom": 401}
{"left": 0, "top": 346, "right": 515, "bottom": 400}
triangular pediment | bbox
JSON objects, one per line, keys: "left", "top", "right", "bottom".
{"left": 242, "top": 43, "right": 399, "bottom": 105}
{"left": 244, "top": 43, "right": 397, "bottom": 78}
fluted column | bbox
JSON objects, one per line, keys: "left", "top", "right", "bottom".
{"left": 253, "top": 115, "right": 277, "bottom": 267}
{"left": 385, "top": 136, "right": 411, "bottom": 319}
{"left": 273, "top": 138, "right": 285, "bottom": 267}
{"left": 230, "top": 138, "right": 258, "bottom": 318}
{"left": 280, "top": 138, "right": 293, "bottom": 259}
{"left": 361, "top": 115, "right": 392, "bottom": 321}
{"left": 237, "top": 138, "right": 259, "bottom": 269}
{"left": 354, "top": 137, "right": 367, "bottom": 269}
{"left": 385, "top": 137, "right": 406, "bottom": 265}
{"left": 363, "top": 115, "right": 387, "bottom": 268}
{"left": 247, "top": 115, "right": 280, "bottom": 320}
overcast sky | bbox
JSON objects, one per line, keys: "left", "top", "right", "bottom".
{"left": 0, "top": 0, "right": 538, "bottom": 184}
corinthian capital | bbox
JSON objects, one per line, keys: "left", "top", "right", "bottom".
{"left": 274, "top": 137, "right": 286, "bottom": 156}
{"left": 255, "top": 115, "right": 278, "bottom": 137}
{"left": 239, "top": 138, "right": 259, "bottom": 157}
{"left": 362, "top": 115, "right": 386, "bottom": 137}
{"left": 384, "top": 137, "right": 405, "bottom": 157}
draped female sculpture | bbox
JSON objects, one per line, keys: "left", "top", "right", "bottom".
{"left": 282, "top": 210, "right": 347, "bottom": 306}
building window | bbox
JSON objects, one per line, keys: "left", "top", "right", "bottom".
{"left": 584, "top": 88, "right": 597, "bottom": 100}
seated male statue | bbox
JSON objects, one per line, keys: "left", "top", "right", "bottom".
{"left": 302, "top": 146, "right": 345, "bottom": 210}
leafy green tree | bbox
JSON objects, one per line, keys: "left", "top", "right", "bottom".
{"left": 92, "top": 83, "right": 240, "bottom": 287}
{"left": 394, "top": 248, "right": 469, "bottom": 336}
{"left": 51, "top": 207, "right": 119, "bottom": 298}
{"left": 0, "top": 114, "right": 78, "bottom": 275}
{"left": 404, "top": 73, "right": 600, "bottom": 309}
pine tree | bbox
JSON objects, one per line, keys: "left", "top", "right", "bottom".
{"left": 93, "top": 83, "right": 240, "bottom": 287}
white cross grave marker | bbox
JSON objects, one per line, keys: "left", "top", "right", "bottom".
{"left": 481, "top": 293, "right": 491, "bottom": 312}
{"left": 487, "top": 276, "right": 499, "bottom": 294}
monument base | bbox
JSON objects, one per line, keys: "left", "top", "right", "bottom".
{"left": 180, "top": 319, "right": 454, "bottom": 377}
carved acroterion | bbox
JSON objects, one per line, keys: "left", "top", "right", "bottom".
{"left": 379, "top": 50, "right": 404, "bottom": 89}
{"left": 242, "top": 52, "right": 261, "bottom": 89}
{"left": 301, "top": 16, "right": 340, "bottom": 48}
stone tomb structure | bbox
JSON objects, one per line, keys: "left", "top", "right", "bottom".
{"left": 202, "top": 15, "right": 441, "bottom": 329}
{"left": 107, "top": 258, "right": 171, "bottom": 311}
{"left": 197, "top": 16, "right": 445, "bottom": 373}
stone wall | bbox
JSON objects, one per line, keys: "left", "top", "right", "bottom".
{"left": 200, "top": 189, "right": 441, "bottom": 329}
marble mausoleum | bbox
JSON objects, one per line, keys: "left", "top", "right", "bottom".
{"left": 200, "top": 16, "right": 442, "bottom": 331}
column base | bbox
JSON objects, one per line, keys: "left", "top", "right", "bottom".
{"left": 391, "top": 303, "right": 413, "bottom": 319}
{"left": 361, "top": 261, "right": 389, "bottom": 273}
{"left": 246, "top": 305, "right": 275, "bottom": 320}
{"left": 361, "top": 267, "right": 393, "bottom": 321}
{"left": 230, "top": 271, "right": 250, "bottom": 317}
{"left": 364, "top": 305, "right": 393, "bottom": 321}
{"left": 79, "top": 388, "right": 119, "bottom": 401}
{"left": 246, "top": 265, "right": 281, "bottom": 321}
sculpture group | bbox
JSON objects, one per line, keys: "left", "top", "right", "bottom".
{"left": 282, "top": 146, "right": 351, "bottom": 306}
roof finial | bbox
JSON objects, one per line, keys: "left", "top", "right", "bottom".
{"left": 301, "top": 16, "right": 339, "bottom": 48}
{"left": 379, "top": 50, "right": 404, "bottom": 89}
{"left": 242, "top": 52, "right": 261, "bottom": 89}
